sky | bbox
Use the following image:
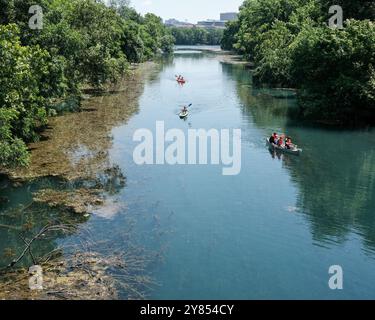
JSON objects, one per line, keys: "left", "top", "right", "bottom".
{"left": 129, "top": 0, "right": 244, "bottom": 24}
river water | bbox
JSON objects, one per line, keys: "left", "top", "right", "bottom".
{"left": 1, "top": 47, "right": 375, "bottom": 299}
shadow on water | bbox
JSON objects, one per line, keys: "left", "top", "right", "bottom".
{"left": 222, "top": 61, "right": 375, "bottom": 253}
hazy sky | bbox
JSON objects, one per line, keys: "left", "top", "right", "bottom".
{"left": 130, "top": 0, "right": 244, "bottom": 23}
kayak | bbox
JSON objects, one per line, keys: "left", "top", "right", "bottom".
{"left": 266, "top": 138, "right": 302, "bottom": 156}
{"left": 177, "top": 79, "right": 186, "bottom": 84}
{"left": 179, "top": 111, "right": 189, "bottom": 118}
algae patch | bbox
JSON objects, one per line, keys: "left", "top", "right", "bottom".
{"left": 33, "top": 189, "right": 104, "bottom": 215}
{"left": 0, "top": 251, "right": 154, "bottom": 300}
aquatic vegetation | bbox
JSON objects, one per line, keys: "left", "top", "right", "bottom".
{"left": 0, "top": 61, "right": 165, "bottom": 299}
{"left": 33, "top": 189, "right": 104, "bottom": 215}
{"left": 0, "top": 251, "right": 155, "bottom": 300}
{"left": 0, "top": 221, "right": 158, "bottom": 300}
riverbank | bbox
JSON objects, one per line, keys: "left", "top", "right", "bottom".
{"left": 220, "top": 1, "right": 375, "bottom": 126}
{"left": 0, "top": 61, "right": 159, "bottom": 299}
{"left": 3, "top": 62, "right": 156, "bottom": 182}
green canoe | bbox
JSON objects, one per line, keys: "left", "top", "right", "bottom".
{"left": 266, "top": 138, "right": 302, "bottom": 156}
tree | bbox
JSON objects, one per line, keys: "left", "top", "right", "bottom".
{"left": 0, "top": 24, "right": 66, "bottom": 167}
{"left": 170, "top": 27, "right": 224, "bottom": 45}
{"left": 222, "top": 0, "right": 375, "bottom": 124}
{"left": 290, "top": 20, "right": 375, "bottom": 123}
{"left": 0, "top": 0, "right": 175, "bottom": 168}
{"left": 221, "top": 20, "right": 240, "bottom": 50}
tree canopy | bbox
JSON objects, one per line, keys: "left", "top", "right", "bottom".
{"left": 222, "top": 0, "right": 375, "bottom": 125}
{"left": 0, "top": 0, "right": 174, "bottom": 168}
{"left": 170, "top": 27, "right": 223, "bottom": 46}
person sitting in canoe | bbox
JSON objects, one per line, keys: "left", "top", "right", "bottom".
{"left": 269, "top": 133, "right": 278, "bottom": 145}
{"left": 285, "top": 137, "right": 292, "bottom": 149}
{"left": 181, "top": 105, "right": 188, "bottom": 113}
{"left": 277, "top": 136, "right": 284, "bottom": 148}
{"left": 274, "top": 134, "right": 280, "bottom": 146}
{"left": 285, "top": 137, "right": 296, "bottom": 150}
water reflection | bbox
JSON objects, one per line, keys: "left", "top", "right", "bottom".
{"left": 223, "top": 61, "right": 375, "bottom": 253}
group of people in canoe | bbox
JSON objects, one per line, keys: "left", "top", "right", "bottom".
{"left": 269, "top": 133, "right": 296, "bottom": 150}
{"left": 176, "top": 75, "right": 186, "bottom": 83}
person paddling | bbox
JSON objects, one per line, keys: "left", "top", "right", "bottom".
{"left": 179, "top": 103, "right": 192, "bottom": 115}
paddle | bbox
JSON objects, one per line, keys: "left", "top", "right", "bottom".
{"left": 176, "top": 103, "right": 192, "bottom": 115}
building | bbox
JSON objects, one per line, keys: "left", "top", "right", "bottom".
{"left": 197, "top": 20, "right": 226, "bottom": 29}
{"left": 220, "top": 12, "right": 238, "bottom": 22}
{"left": 165, "top": 19, "right": 195, "bottom": 28}
{"left": 166, "top": 12, "right": 238, "bottom": 29}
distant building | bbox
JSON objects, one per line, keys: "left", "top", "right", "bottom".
{"left": 220, "top": 12, "right": 238, "bottom": 22}
{"left": 197, "top": 20, "right": 226, "bottom": 29}
{"left": 166, "top": 12, "right": 238, "bottom": 29}
{"left": 165, "top": 19, "right": 195, "bottom": 28}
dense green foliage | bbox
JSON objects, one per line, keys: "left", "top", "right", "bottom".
{"left": 222, "top": 0, "right": 375, "bottom": 124}
{"left": 0, "top": 0, "right": 174, "bottom": 168}
{"left": 170, "top": 27, "right": 223, "bottom": 45}
{"left": 221, "top": 20, "right": 240, "bottom": 50}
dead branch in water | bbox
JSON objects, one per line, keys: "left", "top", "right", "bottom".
{"left": 0, "top": 224, "right": 21, "bottom": 231}
{"left": 0, "top": 219, "right": 160, "bottom": 300}
{"left": 6, "top": 224, "right": 77, "bottom": 269}
{"left": 20, "top": 235, "right": 37, "bottom": 265}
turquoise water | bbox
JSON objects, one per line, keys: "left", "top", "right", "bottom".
{"left": 1, "top": 48, "right": 375, "bottom": 299}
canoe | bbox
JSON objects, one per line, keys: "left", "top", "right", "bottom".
{"left": 179, "top": 111, "right": 189, "bottom": 118}
{"left": 266, "top": 138, "right": 302, "bottom": 156}
{"left": 177, "top": 80, "right": 186, "bottom": 84}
